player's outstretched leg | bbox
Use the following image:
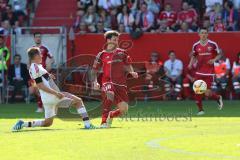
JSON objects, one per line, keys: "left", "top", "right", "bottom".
{"left": 106, "top": 101, "right": 128, "bottom": 128}
{"left": 194, "top": 94, "right": 205, "bottom": 115}
{"left": 100, "top": 91, "right": 114, "bottom": 128}
{"left": 205, "top": 89, "right": 223, "bottom": 110}
{"left": 64, "top": 93, "right": 97, "bottom": 129}
{"left": 12, "top": 118, "right": 54, "bottom": 132}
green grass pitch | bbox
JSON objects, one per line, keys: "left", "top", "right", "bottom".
{"left": 0, "top": 100, "right": 240, "bottom": 160}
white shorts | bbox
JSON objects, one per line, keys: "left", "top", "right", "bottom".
{"left": 43, "top": 93, "right": 74, "bottom": 119}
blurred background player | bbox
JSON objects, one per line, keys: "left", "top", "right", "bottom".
{"left": 92, "top": 30, "right": 138, "bottom": 128}
{"left": 189, "top": 27, "right": 223, "bottom": 115}
{"left": 183, "top": 56, "right": 197, "bottom": 99}
{"left": 31, "top": 32, "right": 54, "bottom": 112}
{"left": 212, "top": 50, "right": 230, "bottom": 98}
{"left": 0, "top": 35, "right": 10, "bottom": 79}
{"left": 12, "top": 47, "right": 96, "bottom": 131}
{"left": 144, "top": 51, "right": 163, "bottom": 101}
{"left": 232, "top": 52, "right": 240, "bottom": 98}
{"left": 163, "top": 50, "right": 183, "bottom": 100}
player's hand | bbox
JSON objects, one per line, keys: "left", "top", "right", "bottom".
{"left": 130, "top": 72, "right": 138, "bottom": 79}
{"left": 208, "top": 59, "right": 215, "bottom": 64}
{"left": 93, "top": 81, "right": 100, "bottom": 90}
{"left": 49, "top": 74, "right": 56, "bottom": 79}
{"left": 187, "top": 64, "right": 192, "bottom": 69}
{"left": 55, "top": 92, "right": 64, "bottom": 99}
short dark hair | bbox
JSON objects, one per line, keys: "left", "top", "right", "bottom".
{"left": 28, "top": 47, "right": 40, "bottom": 60}
{"left": 199, "top": 27, "right": 208, "bottom": 32}
{"left": 104, "top": 30, "right": 120, "bottom": 40}
{"left": 33, "top": 32, "right": 41, "bottom": 37}
{"left": 168, "top": 50, "right": 175, "bottom": 55}
{"left": 14, "top": 54, "right": 21, "bottom": 59}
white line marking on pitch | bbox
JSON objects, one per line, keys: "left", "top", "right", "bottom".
{"left": 145, "top": 135, "right": 240, "bottom": 160}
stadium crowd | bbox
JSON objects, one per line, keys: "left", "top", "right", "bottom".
{"left": 73, "top": 0, "right": 240, "bottom": 34}
{"left": 0, "top": 0, "right": 35, "bottom": 35}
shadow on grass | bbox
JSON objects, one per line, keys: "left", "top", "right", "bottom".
{"left": 0, "top": 101, "right": 240, "bottom": 121}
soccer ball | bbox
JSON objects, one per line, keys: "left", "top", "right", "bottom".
{"left": 193, "top": 80, "right": 207, "bottom": 94}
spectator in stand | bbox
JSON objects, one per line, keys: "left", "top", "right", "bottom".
{"left": 1, "top": 5, "right": 17, "bottom": 26}
{"left": 13, "top": 20, "right": 22, "bottom": 35}
{"left": 233, "top": 0, "right": 240, "bottom": 9}
{"left": 214, "top": 16, "right": 226, "bottom": 32}
{"left": 157, "top": 22, "right": 174, "bottom": 33}
{"left": 185, "top": 0, "right": 201, "bottom": 12}
{"left": 77, "top": 22, "right": 88, "bottom": 34}
{"left": 232, "top": 52, "right": 240, "bottom": 96}
{"left": 82, "top": 5, "right": 98, "bottom": 33}
{"left": 205, "top": 0, "right": 223, "bottom": 13}
{"left": 98, "top": 0, "right": 122, "bottom": 11}
{"left": 222, "top": 0, "right": 239, "bottom": 31}
{"left": 98, "top": 9, "right": 111, "bottom": 30}
{"left": 144, "top": 0, "right": 160, "bottom": 15}
{"left": 0, "top": 20, "right": 10, "bottom": 35}
{"left": 206, "top": 2, "right": 222, "bottom": 26}
{"left": 77, "top": 0, "right": 96, "bottom": 10}
{"left": 0, "top": 0, "right": 7, "bottom": 12}
{"left": 73, "top": 8, "right": 85, "bottom": 30}
{"left": 202, "top": 18, "right": 213, "bottom": 32}
{"left": 158, "top": 3, "right": 177, "bottom": 31}
{"left": 118, "top": 23, "right": 126, "bottom": 33}
{"left": 212, "top": 51, "right": 230, "bottom": 97}
{"left": 109, "top": 8, "right": 118, "bottom": 30}
{"left": 135, "top": 2, "right": 155, "bottom": 32}
{"left": 144, "top": 51, "right": 164, "bottom": 101}
{"left": 164, "top": 50, "right": 183, "bottom": 100}
{"left": 177, "top": 22, "right": 193, "bottom": 32}
{"left": 8, "top": 0, "right": 27, "bottom": 16}
{"left": 8, "top": 54, "right": 30, "bottom": 102}
{"left": 117, "top": 5, "right": 135, "bottom": 33}
{"left": 177, "top": 1, "right": 198, "bottom": 31}
{"left": 96, "top": 21, "right": 106, "bottom": 33}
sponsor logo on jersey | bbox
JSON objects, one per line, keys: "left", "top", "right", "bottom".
{"left": 199, "top": 52, "right": 211, "bottom": 56}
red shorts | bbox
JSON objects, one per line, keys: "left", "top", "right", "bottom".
{"left": 194, "top": 74, "right": 215, "bottom": 89}
{"left": 101, "top": 83, "right": 128, "bottom": 105}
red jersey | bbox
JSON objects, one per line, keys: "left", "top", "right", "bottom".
{"left": 192, "top": 40, "right": 220, "bottom": 75}
{"left": 159, "top": 11, "right": 177, "bottom": 27}
{"left": 178, "top": 9, "right": 197, "bottom": 25}
{"left": 214, "top": 23, "right": 226, "bottom": 32}
{"left": 93, "top": 48, "right": 132, "bottom": 86}
{"left": 33, "top": 45, "right": 53, "bottom": 69}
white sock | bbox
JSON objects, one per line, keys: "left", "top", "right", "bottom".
{"left": 77, "top": 107, "right": 90, "bottom": 127}
{"left": 23, "top": 120, "right": 44, "bottom": 128}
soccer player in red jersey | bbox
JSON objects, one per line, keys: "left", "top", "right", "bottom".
{"left": 31, "top": 32, "right": 54, "bottom": 113}
{"left": 189, "top": 27, "right": 223, "bottom": 115}
{"left": 92, "top": 30, "right": 138, "bottom": 128}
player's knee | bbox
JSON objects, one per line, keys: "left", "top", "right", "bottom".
{"left": 205, "top": 89, "right": 211, "bottom": 96}
{"left": 118, "top": 102, "right": 128, "bottom": 114}
{"left": 43, "top": 119, "right": 53, "bottom": 127}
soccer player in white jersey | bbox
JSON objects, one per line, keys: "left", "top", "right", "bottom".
{"left": 12, "top": 47, "right": 96, "bottom": 131}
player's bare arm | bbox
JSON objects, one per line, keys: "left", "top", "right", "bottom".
{"left": 208, "top": 53, "right": 223, "bottom": 64}
{"left": 126, "top": 65, "right": 138, "bottom": 78}
{"left": 36, "top": 82, "right": 64, "bottom": 99}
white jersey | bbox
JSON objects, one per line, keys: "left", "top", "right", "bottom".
{"left": 29, "top": 63, "right": 58, "bottom": 104}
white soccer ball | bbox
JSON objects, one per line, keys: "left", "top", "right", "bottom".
{"left": 193, "top": 80, "right": 207, "bottom": 94}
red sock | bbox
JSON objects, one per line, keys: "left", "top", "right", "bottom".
{"left": 101, "top": 99, "right": 112, "bottom": 124}
{"left": 110, "top": 109, "right": 121, "bottom": 118}
{"left": 194, "top": 94, "right": 203, "bottom": 111}
{"left": 37, "top": 96, "right": 43, "bottom": 108}
{"left": 211, "top": 93, "right": 220, "bottom": 100}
